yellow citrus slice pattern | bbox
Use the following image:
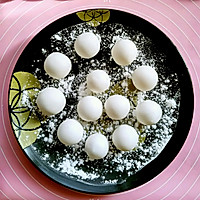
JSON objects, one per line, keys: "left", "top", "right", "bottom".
{"left": 9, "top": 71, "right": 41, "bottom": 149}
{"left": 76, "top": 9, "right": 110, "bottom": 27}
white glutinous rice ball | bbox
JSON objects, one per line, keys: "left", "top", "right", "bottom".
{"left": 132, "top": 66, "right": 158, "bottom": 91}
{"left": 85, "top": 133, "right": 109, "bottom": 160}
{"left": 44, "top": 52, "right": 72, "bottom": 79}
{"left": 36, "top": 87, "right": 66, "bottom": 116}
{"left": 57, "top": 119, "right": 83, "bottom": 146}
{"left": 74, "top": 32, "right": 100, "bottom": 59}
{"left": 111, "top": 39, "right": 138, "bottom": 66}
{"left": 136, "top": 100, "right": 162, "bottom": 125}
{"left": 77, "top": 96, "right": 103, "bottom": 122}
{"left": 105, "top": 95, "right": 130, "bottom": 120}
{"left": 87, "top": 70, "right": 110, "bottom": 93}
{"left": 112, "top": 125, "right": 139, "bottom": 151}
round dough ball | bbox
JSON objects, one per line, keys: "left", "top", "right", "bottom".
{"left": 85, "top": 133, "right": 109, "bottom": 160}
{"left": 74, "top": 32, "right": 100, "bottom": 59}
{"left": 44, "top": 52, "right": 72, "bottom": 79}
{"left": 77, "top": 96, "right": 103, "bottom": 122}
{"left": 132, "top": 66, "right": 158, "bottom": 91}
{"left": 57, "top": 119, "right": 83, "bottom": 146}
{"left": 87, "top": 70, "right": 110, "bottom": 93}
{"left": 112, "top": 125, "right": 139, "bottom": 151}
{"left": 105, "top": 95, "right": 130, "bottom": 120}
{"left": 136, "top": 100, "right": 162, "bottom": 125}
{"left": 111, "top": 39, "right": 138, "bottom": 66}
{"left": 36, "top": 87, "right": 66, "bottom": 116}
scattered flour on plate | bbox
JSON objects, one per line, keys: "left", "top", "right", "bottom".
{"left": 26, "top": 22, "right": 181, "bottom": 183}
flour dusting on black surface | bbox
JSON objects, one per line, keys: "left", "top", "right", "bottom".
{"left": 28, "top": 23, "right": 180, "bottom": 184}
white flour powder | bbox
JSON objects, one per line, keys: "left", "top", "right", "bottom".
{"left": 28, "top": 22, "right": 180, "bottom": 183}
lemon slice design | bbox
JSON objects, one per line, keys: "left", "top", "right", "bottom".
{"left": 9, "top": 72, "right": 41, "bottom": 149}
{"left": 77, "top": 9, "right": 110, "bottom": 27}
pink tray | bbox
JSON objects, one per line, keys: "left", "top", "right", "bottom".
{"left": 1, "top": 0, "right": 200, "bottom": 199}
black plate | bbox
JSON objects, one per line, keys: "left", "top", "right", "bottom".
{"left": 9, "top": 9, "right": 194, "bottom": 194}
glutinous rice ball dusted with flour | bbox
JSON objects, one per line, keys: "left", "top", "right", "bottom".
{"left": 132, "top": 66, "right": 158, "bottom": 91}
{"left": 57, "top": 119, "right": 83, "bottom": 146}
{"left": 36, "top": 87, "right": 66, "bottom": 116}
{"left": 111, "top": 39, "right": 138, "bottom": 66}
{"left": 87, "top": 70, "right": 110, "bottom": 93}
{"left": 135, "top": 100, "right": 162, "bottom": 125}
{"left": 104, "top": 95, "right": 130, "bottom": 120}
{"left": 112, "top": 124, "right": 139, "bottom": 151}
{"left": 85, "top": 133, "right": 109, "bottom": 160}
{"left": 77, "top": 96, "right": 103, "bottom": 122}
{"left": 74, "top": 32, "right": 100, "bottom": 59}
{"left": 44, "top": 52, "right": 72, "bottom": 79}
